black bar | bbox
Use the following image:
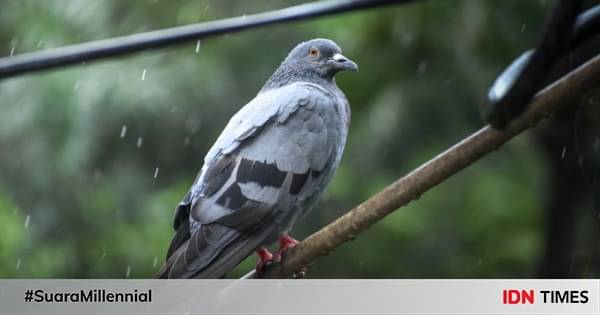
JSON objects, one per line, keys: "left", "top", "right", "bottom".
{"left": 0, "top": 0, "right": 416, "bottom": 79}
{"left": 484, "top": 0, "right": 583, "bottom": 129}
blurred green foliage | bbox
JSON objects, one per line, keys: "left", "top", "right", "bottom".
{"left": 0, "top": 0, "right": 595, "bottom": 278}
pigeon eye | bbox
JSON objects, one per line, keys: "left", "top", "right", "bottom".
{"left": 308, "top": 47, "right": 319, "bottom": 58}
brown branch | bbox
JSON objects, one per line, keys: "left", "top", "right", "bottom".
{"left": 242, "top": 53, "right": 600, "bottom": 279}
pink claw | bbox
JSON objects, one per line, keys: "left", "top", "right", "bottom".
{"left": 255, "top": 247, "right": 274, "bottom": 275}
{"left": 255, "top": 235, "right": 307, "bottom": 277}
{"left": 273, "top": 234, "right": 301, "bottom": 267}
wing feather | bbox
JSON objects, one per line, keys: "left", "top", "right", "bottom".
{"left": 159, "top": 82, "right": 343, "bottom": 278}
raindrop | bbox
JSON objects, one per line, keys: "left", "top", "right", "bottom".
{"left": 141, "top": 69, "right": 147, "bottom": 81}
{"left": 521, "top": 24, "right": 527, "bottom": 32}
{"left": 241, "top": 14, "right": 247, "bottom": 21}
{"left": 195, "top": 40, "right": 201, "bottom": 53}
{"left": 578, "top": 155, "right": 584, "bottom": 165}
{"left": 101, "top": 252, "right": 107, "bottom": 260}
{"left": 9, "top": 47, "right": 15, "bottom": 56}
{"left": 153, "top": 256, "right": 158, "bottom": 268}
{"left": 417, "top": 60, "right": 427, "bottom": 74}
{"left": 36, "top": 40, "right": 43, "bottom": 48}
{"left": 154, "top": 168, "right": 159, "bottom": 179}
{"left": 125, "top": 266, "right": 131, "bottom": 278}
{"left": 120, "top": 125, "right": 127, "bottom": 138}
{"left": 24, "top": 215, "right": 30, "bottom": 228}
{"left": 561, "top": 147, "right": 567, "bottom": 159}
{"left": 594, "top": 138, "right": 599, "bottom": 151}
{"left": 137, "top": 137, "right": 143, "bottom": 148}
{"left": 12, "top": 207, "right": 18, "bottom": 216}
{"left": 444, "top": 79, "right": 452, "bottom": 86}
{"left": 183, "top": 136, "right": 191, "bottom": 147}
{"left": 73, "top": 80, "right": 81, "bottom": 90}
{"left": 16, "top": 258, "right": 21, "bottom": 270}
{"left": 203, "top": 4, "right": 210, "bottom": 11}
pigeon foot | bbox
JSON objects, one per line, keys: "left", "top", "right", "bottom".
{"left": 274, "top": 234, "right": 299, "bottom": 260}
{"left": 255, "top": 247, "right": 274, "bottom": 276}
{"left": 275, "top": 234, "right": 307, "bottom": 278}
{"left": 255, "top": 235, "right": 308, "bottom": 278}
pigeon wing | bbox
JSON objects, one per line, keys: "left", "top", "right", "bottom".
{"left": 159, "top": 82, "right": 342, "bottom": 278}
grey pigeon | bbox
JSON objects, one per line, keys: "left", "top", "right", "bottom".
{"left": 156, "top": 38, "right": 357, "bottom": 278}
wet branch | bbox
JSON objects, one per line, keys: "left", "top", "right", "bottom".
{"left": 242, "top": 53, "right": 600, "bottom": 279}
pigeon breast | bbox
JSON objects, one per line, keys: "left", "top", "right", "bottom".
{"left": 191, "top": 82, "right": 349, "bottom": 236}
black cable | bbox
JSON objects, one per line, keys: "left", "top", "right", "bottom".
{"left": 0, "top": 0, "right": 417, "bottom": 79}
{"left": 485, "top": 0, "right": 584, "bottom": 129}
{"left": 487, "top": 4, "right": 600, "bottom": 131}
{"left": 570, "top": 4, "right": 600, "bottom": 49}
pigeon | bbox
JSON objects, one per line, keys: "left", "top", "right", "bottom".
{"left": 156, "top": 38, "right": 358, "bottom": 279}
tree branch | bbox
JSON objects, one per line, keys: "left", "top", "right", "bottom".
{"left": 242, "top": 53, "right": 600, "bottom": 279}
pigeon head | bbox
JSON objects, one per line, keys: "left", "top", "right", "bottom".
{"left": 262, "top": 38, "right": 358, "bottom": 91}
{"left": 285, "top": 39, "right": 359, "bottom": 75}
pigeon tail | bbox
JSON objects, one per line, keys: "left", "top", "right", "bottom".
{"left": 155, "top": 223, "right": 275, "bottom": 279}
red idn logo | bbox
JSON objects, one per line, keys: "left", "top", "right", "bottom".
{"left": 503, "top": 289, "right": 535, "bottom": 304}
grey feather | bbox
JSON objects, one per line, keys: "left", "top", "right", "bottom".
{"left": 157, "top": 38, "right": 355, "bottom": 279}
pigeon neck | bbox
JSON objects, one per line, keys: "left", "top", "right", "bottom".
{"left": 261, "top": 63, "right": 336, "bottom": 93}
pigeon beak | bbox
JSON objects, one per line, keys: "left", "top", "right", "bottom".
{"left": 333, "top": 53, "right": 359, "bottom": 72}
